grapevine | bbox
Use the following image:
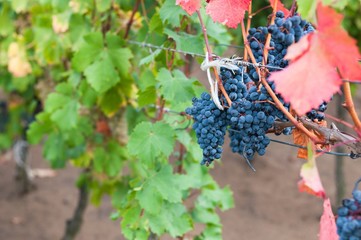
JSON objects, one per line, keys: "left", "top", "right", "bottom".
{"left": 0, "top": 1, "right": 360, "bottom": 240}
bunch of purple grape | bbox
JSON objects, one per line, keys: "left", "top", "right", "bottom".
{"left": 336, "top": 178, "right": 361, "bottom": 240}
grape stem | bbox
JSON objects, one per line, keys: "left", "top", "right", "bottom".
{"left": 196, "top": 10, "right": 232, "bottom": 107}
{"left": 324, "top": 112, "right": 356, "bottom": 131}
{"left": 342, "top": 82, "right": 361, "bottom": 137}
{"left": 243, "top": 3, "right": 253, "bottom": 63}
{"left": 240, "top": 6, "right": 318, "bottom": 142}
{"left": 213, "top": 68, "right": 232, "bottom": 106}
{"left": 250, "top": 5, "right": 272, "bottom": 17}
{"left": 262, "top": 0, "right": 277, "bottom": 67}
{"left": 123, "top": 0, "right": 141, "bottom": 39}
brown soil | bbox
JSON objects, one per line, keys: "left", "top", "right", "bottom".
{"left": 1, "top": 134, "right": 361, "bottom": 240}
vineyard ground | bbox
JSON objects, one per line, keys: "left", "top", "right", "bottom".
{"left": 1, "top": 73, "right": 361, "bottom": 240}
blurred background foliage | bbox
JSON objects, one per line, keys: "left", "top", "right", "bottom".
{"left": 0, "top": 0, "right": 360, "bottom": 239}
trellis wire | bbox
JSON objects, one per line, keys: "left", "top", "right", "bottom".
{"left": 127, "top": 40, "right": 284, "bottom": 70}
{"left": 268, "top": 138, "right": 352, "bottom": 157}
{"left": 127, "top": 40, "right": 361, "bottom": 83}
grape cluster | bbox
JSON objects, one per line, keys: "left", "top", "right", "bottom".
{"left": 221, "top": 69, "right": 273, "bottom": 160}
{"left": 186, "top": 11, "right": 330, "bottom": 165}
{"left": 306, "top": 101, "right": 328, "bottom": 121}
{"left": 248, "top": 11, "right": 326, "bottom": 124}
{"left": 337, "top": 179, "right": 361, "bottom": 240}
{"left": 185, "top": 92, "right": 227, "bottom": 165}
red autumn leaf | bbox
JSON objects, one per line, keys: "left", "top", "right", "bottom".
{"left": 298, "top": 144, "right": 326, "bottom": 198}
{"left": 206, "top": 0, "right": 252, "bottom": 28}
{"left": 176, "top": 0, "right": 201, "bottom": 15}
{"left": 270, "top": 34, "right": 341, "bottom": 115}
{"left": 268, "top": 0, "right": 290, "bottom": 16}
{"left": 319, "top": 198, "right": 338, "bottom": 240}
{"left": 270, "top": 3, "right": 361, "bottom": 115}
{"left": 316, "top": 4, "right": 361, "bottom": 80}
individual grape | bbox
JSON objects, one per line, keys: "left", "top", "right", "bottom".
{"left": 250, "top": 40, "right": 259, "bottom": 50}
{"left": 276, "top": 11, "right": 285, "bottom": 18}
{"left": 285, "top": 34, "right": 295, "bottom": 46}
{"left": 248, "top": 27, "right": 257, "bottom": 35}
{"left": 283, "top": 19, "right": 292, "bottom": 30}
{"left": 275, "top": 18, "right": 284, "bottom": 27}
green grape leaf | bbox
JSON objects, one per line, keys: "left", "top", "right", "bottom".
{"left": 51, "top": 99, "right": 79, "bottom": 130}
{"left": 45, "top": 93, "right": 70, "bottom": 112}
{"left": 192, "top": 206, "right": 221, "bottom": 225}
{"left": 72, "top": 32, "right": 104, "bottom": 71}
{"left": 127, "top": 122, "right": 175, "bottom": 164}
{"left": 175, "top": 130, "right": 192, "bottom": 147}
{"left": 69, "top": 14, "right": 91, "bottom": 48}
{"left": 98, "top": 87, "right": 123, "bottom": 116}
{"left": 136, "top": 166, "right": 185, "bottom": 215}
{"left": 200, "top": 224, "right": 223, "bottom": 240}
{"left": 149, "top": 13, "right": 163, "bottom": 34}
{"left": 106, "top": 34, "right": 133, "bottom": 78}
{"left": 297, "top": 0, "right": 317, "bottom": 21}
{"left": 157, "top": 68, "right": 196, "bottom": 105}
{"left": 52, "top": 0, "right": 69, "bottom": 11}
{"left": 137, "top": 69, "right": 157, "bottom": 91}
{"left": 27, "top": 112, "right": 53, "bottom": 144}
{"left": 135, "top": 229, "right": 148, "bottom": 240}
{"left": 93, "top": 140, "right": 126, "bottom": 177}
{"left": 152, "top": 166, "right": 183, "bottom": 202}
{"left": 164, "top": 29, "right": 204, "bottom": 55}
{"left": 12, "top": 76, "right": 35, "bottom": 93}
{"left": 11, "top": 0, "right": 28, "bottom": 13}
{"left": 84, "top": 53, "right": 120, "bottom": 93}
{"left": 322, "top": 0, "right": 348, "bottom": 10}
{"left": 0, "top": 4, "right": 14, "bottom": 36}
{"left": 183, "top": 158, "right": 214, "bottom": 188}
{"left": 201, "top": 187, "right": 234, "bottom": 211}
{"left": 68, "top": 72, "right": 81, "bottom": 88}
{"left": 43, "top": 38, "right": 63, "bottom": 64}
{"left": 96, "top": 0, "right": 112, "bottom": 12}
{"left": 111, "top": 182, "right": 129, "bottom": 208}
{"left": 137, "top": 86, "right": 156, "bottom": 107}
{"left": 145, "top": 202, "right": 192, "bottom": 237}
{"left": 55, "top": 82, "right": 73, "bottom": 95}
{"left": 79, "top": 80, "right": 98, "bottom": 107}
{"left": 108, "top": 47, "right": 133, "bottom": 78}
{"left": 121, "top": 205, "right": 142, "bottom": 227}
{"left": 136, "top": 183, "right": 163, "bottom": 214}
{"left": 44, "top": 133, "right": 67, "bottom": 168}
{"left": 159, "top": 0, "right": 187, "bottom": 27}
